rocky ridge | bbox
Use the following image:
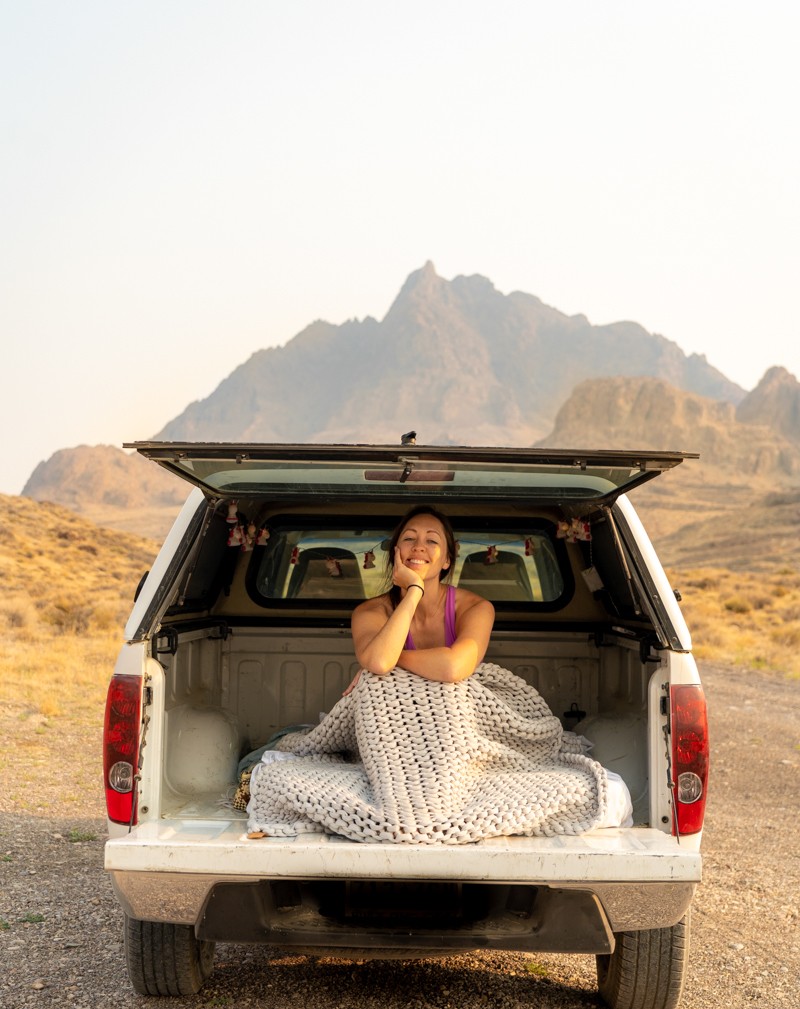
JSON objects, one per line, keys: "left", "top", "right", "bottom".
{"left": 538, "top": 374, "right": 800, "bottom": 478}
{"left": 735, "top": 365, "right": 800, "bottom": 442}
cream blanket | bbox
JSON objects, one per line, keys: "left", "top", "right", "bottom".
{"left": 247, "top": 662, "right": 609, "bottom": 844}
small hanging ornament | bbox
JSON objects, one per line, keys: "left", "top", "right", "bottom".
{"left": 227, "top": 524, "right": 244, "bottom": 548}
{"left": 557, "top": 518, "right": 592, "bottom": 543}
{"left": 325, "top": 557, "right": 342, "bottom": 577}
{"left": 485, "top": 545, "right": 498, "bottom": 565}
{"left": 255, "top": 527, "right": 270, "bottom": 547}
{"left": 524, "top": 537, "right": 536, "bottom": 556}
{"left": 242, "top": 522, "right": 258, "bottom": 552}
{"left": 225, "top": 501, "right": 239, "bottom": 524}
{"left": 290, "top": 546, "right": 300, "bottom": 565}
{"left": 363, "top": 550, "right": 376, "bottom": 570}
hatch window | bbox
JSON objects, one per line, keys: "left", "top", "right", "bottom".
{"left": 246, "top": 520, "right": 572, "bottom": 609}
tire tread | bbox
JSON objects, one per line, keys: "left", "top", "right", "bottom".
{"left": 596, "top": 913, "right": 689, "bottom": 1009}
{"left": 124, "top": 915, "right": 215, "bottom": 996}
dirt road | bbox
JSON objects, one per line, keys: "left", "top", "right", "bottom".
{"left": 1, "top": 662, "right": 798, "bottom": 1008}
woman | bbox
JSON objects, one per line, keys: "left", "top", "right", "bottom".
{"left": 351, "top": 505, "right": 495, "bottom": 683}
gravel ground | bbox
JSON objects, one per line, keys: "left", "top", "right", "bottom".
{"left": 1, "top": 661, "right": 798, "bottom": 1009}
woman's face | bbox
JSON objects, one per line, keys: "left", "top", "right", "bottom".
{"left": 396, "top": 514, "right": 451, "bottom": 580}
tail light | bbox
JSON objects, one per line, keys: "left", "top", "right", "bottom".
{"left": 670, "top": 683, "right": 709, "bottom": 835}
{"left": 103, "top": 673, "right": 142, "bottom": 825}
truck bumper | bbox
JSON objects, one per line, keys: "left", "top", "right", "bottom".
{"left": 106, "top": 820, "right": 699, "bottom": 943}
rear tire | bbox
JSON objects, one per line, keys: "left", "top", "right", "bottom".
{"left": 124, "top": 915, "right": 216, "bottom": 996}
{"left": 596, "top": 913, "right": 689, "bottom": 1009}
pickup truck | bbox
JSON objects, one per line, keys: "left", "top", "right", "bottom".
{"left": 103, "top": 443, "right": 708, "bottom": 1009}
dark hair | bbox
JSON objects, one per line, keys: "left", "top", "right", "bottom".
{"left": 385, "top": 505, "right": 456, "bottom": 605}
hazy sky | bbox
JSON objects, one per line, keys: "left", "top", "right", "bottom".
{"left": 2, "top": 2, "right": 798, "bottom": 495}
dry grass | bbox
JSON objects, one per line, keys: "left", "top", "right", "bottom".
{"left": 0, "top": 493, "right": 158, "bottom": 721}
{"left": 0, "top": 495, "right": 159, "bottom": 816}
{"left": 671, "top": 566, "right": 800, "bottom": 678}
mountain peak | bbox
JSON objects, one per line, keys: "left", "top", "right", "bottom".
{"left": 381, "top": 262, "right": 451, "bottom": 332}
{"left": 736, "top": 366, "right": 800, "bottom": 440}
{"left": 419, "top": 259, "right": 437, "bottom": 278}
{"left": 150, "top": 264, "right": 745, "bottom": 446}
{"left": 756, "top": 365, "right": 798, "bottom": 388}
{"left": 390, "top": 261, "right": 441, "bottom": 302}
{"left": 403, "top": 261, "right": 439, "bottom": 290}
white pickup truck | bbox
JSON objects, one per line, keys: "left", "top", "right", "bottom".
{"left": 103, "top": 443, "right": 708, "bottom": 1009}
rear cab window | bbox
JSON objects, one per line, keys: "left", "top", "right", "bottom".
{"left": 245, "top": 519, "right": 571, "bottom": 609}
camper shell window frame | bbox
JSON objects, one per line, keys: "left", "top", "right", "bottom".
{"left": 244, "top": 515, "right": 575, "bottom": 613}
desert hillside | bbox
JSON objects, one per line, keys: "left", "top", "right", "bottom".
{"left": 22, "top": 445, "right": 186, "bottom": 539}
{"left": 0, "top": 493, "right": 159, "bottom": 723}
{"left": 534, "top": 373, "right": 800, "bottom": 562}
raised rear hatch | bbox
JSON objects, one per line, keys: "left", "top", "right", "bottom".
{"left": 126, "top": 442, "right": 697, "bottom": 505}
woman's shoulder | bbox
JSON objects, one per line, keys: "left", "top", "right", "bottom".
{"left": 452, "top": 585, "right": 494, "bottom": 615}
{"left": 352, "top": 592, "right": 393, "bottom": 621}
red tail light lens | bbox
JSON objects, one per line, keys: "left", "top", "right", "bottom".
{"left": 671, "top": 683, "right": 709, "bottom": 835}
{"left": 103, "top": 673, "right": 142, "bottom": 825}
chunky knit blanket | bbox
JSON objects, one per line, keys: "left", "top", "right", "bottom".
{"left": 247, "top": 663, "right": 609, "bottom": 844}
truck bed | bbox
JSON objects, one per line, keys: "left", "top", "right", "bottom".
{"left": 109, "top": 627, "right": 698, "bottom": 941}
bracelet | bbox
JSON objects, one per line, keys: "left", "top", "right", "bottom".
{"left": 406, "top": 583, "right": 424, "bottom": 596}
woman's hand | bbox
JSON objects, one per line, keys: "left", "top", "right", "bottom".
{"left": 392, "top": 546, "right": 424, "bottom": 592}
{"left": 343, "top": 670, "right": 362, "bottom": 696}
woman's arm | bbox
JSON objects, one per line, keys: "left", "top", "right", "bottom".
{"left": 395, "top": 595, "right": 495, "bottom": 683}
{"left": 351, "top": 590, "right": 423, "bottom": 675}
{"left": 351, "top": 546, "right": 428, "bottom": 675}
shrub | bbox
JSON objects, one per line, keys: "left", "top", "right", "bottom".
{"left": 45, "top": 597, "right": 94, "bottom": 635}
{"left": 723, "top": 596, "right": 751, "bottom": 614}
{"left": 92, "top": 602, "right": 123, "bottom": 632}
{"left": 0, "top": 596, "right": 37, "bottom": 631}
{"left": 769, "top": 623, "right": 800, "bottom": 648}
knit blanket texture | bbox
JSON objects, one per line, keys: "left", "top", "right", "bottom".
{"left": 247, "top": 662, "right": 609, "bottom": 844}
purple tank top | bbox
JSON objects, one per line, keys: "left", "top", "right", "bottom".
{"left": 405, "top": 584, "right": 457, "bottom": 650}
